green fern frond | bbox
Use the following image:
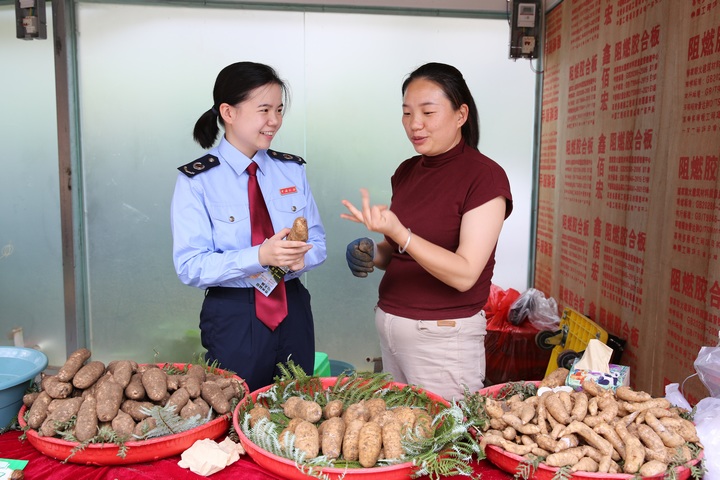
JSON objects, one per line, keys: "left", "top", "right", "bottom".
{"left": 133, "top": 404, "right": 209, "bottom": 440}
{"left": 63, "top": 424, "right": 130, "bottom": 462}
{"left": 514, "top": 458, "right": 539, "bottom": 480}
{"left": 690, "top": 458, "right": 706, "bottom": 480}
{"left": 552, "top": 465, "right": 572, "bottom": 480}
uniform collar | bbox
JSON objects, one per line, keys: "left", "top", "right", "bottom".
{"left": 217, "top": 137, "right": 270, "bottom": 176}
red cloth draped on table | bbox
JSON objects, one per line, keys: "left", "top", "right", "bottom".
{"left": 0, "top": 430, "right": 512, "bottom": 480}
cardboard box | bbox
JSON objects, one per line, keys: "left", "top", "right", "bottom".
{"left": 567, "top": 359, "right": 630, "bottom": 391}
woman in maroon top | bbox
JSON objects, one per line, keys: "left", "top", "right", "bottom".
{"left": 341, "top": 62, "right": 513, "bottom": 401}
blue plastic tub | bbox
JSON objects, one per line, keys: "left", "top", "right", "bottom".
{"left": 0, "top": 347, "right": 48, "bottom": 428}
{"left": 329, "top": 359, "right": 355, "bottom": 376}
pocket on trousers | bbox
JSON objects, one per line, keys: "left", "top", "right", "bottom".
{"left": 417, "top": 320, "right": 461, "bottom": 338}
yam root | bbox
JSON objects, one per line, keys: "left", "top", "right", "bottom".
{"left": 72, "top": 361, "right": 106, "bottom": 389}
{"left": 121, "top": 399, "right": 155, "bottom": 421}
{"left": 343, "top": 401, "right": 369, "bottom": 424}
{"left": 111, "top": 409, "right": 136, "bottom": 438}
{"left": 287, "top": 217, "right": 308, "bottom": 242}
{"left": 124, "top": 373, "right": 146, "bottom": 400}
{"left": 180, "top": 375, "right": 202, "bottom": 399}
{"left": 42, "top": 375, "right": 73, "bottom": 399}
{"left": 96, "top": 379, "right": 125, "bottom": 422}
{"left": 166, "top": 387, "right": 191, "bottom": 413}
{"left": 545, "top": 450, "right": 580, "bottom": 467}
{"left": 571, "top": 457, "right": 599, "bottom": 473}
{"left": 294, "top": 420, "right": 320, "bottom": 459}
{"left": 614, "top": 420, "right": 644, "bottom": 474}
{"left": 320, "top": 416, "right": 345, "bottom": 459}
{"left": 615, "top": 386, "right": 652, "bottom": 402}
{"left": 248, "top": 404, "right": 271, "bottom": 428}
{"left": 541, "top": 368, "right": 570, "bottom": 388}
{"left": 365, "top": 397, "right": 387, "bottom": 420}
{"left": 22, "top": 392, "right": 40, "bottom": 408}
{"left": 141, "top": 367, "right": 168, "bottom": 402}
{"left": 108, "top": 360, "right": 134, "bottom": 389}
{"left": 382, "top": 419, "right": 404, "bottom": 460}
{"left": 559, "top": 421, "right": 613, "bottom": 456}
{"left": 57, "top": 348, "right": 91, "bottom": 382}
{"left": 570, "top": 391, "right": 588, "bottom": 422}
{"left": 544, "top": 393, "right": 571, "bottom": 425}
{"left": 639, "top": 460, "right": 669, "bottom": 476}
{"left": 323, "top": 399, "right": 344, "bottom": 419}
{"left": 201, "top": 381, "right": 230, "bottom": 414}
{"left": 645, "top": 411, "right": 685, "bottom": 447}
{"left": 282, "top": 396, "right": 322, "bottom": 423}
{"left": 342, "top": 418, "right": 365, "bottom": 461}
{"left": 40, "top": 397, "right": 84, "bottom": 437}
{"left": 27, "top": 391, "right": 52, "bottom": 429}
{"left": 358, "top": 421, "right": 383, "bottom": 467}
{"left": 74, "top": 395, "right": 98, "bottom": 442}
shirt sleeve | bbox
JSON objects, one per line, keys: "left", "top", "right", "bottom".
{"left": 170, "top": 173, "right": 266, "bottom": 289}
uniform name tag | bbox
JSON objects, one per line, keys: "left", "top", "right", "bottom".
{"left": 280, "top": 186, "right": 297, "bottom": 195}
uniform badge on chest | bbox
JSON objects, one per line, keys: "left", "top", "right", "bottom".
{"left": 280, "top": 186, "right": 297, "bottom": 195}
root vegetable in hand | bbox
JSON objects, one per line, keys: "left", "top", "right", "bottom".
{"left": 287, "top": 217, "right": 308, "bottom": 242}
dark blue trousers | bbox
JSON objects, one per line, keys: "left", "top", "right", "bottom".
{"left": 199, "top": 279, "right": 315, "bottom": 392}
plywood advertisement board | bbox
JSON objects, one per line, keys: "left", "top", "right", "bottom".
{"left": 536, "top": 0, "right": 720, "bottom": 399}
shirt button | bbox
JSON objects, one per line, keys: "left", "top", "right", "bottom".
{"left": 229, "top": 216, "right": 235, "bottom": 222}
{"left": 291, "top": 206, "right": 297, "bottom": 212}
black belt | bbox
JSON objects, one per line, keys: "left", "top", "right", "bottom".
{"left": 206, "top": 278, "right": 301, "bottom": 298}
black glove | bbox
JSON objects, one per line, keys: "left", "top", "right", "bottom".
{"left": 346, "top": 238, "right": 375, "bottom": 278}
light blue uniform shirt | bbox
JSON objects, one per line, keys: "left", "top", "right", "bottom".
{"left": 171, "top": 137, "right": 327, "bottom": 289}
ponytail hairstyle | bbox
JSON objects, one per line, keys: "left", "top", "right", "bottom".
{"left": 193, "top": 62, "right": 289, "bottom": 149}
{"left": 401, "top": 62, "right": 480, "bottom": 149}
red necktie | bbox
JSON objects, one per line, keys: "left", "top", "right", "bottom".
{"left": 247, "top": 162, "right": 288, "bottom": 330}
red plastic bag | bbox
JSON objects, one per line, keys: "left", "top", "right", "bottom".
{"left": 484, "top": 284, "right": 521, "bottom": 324}
{"left": 484, "top": 285, "right": 551, "bottom": 386}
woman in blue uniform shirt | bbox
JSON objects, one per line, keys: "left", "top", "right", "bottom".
{"left": 171, "top": 62, "right": 327, "bottom": 391}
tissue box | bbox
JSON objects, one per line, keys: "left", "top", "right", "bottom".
{"left": 567, "top": 359, "right": 630, "bottom": 391}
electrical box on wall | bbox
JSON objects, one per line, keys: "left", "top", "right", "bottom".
{"left": 509, "top": 0, "right": 541, "bottom": 60}
{"left": 15, "top": 0, "right": 47, "bottom": 40}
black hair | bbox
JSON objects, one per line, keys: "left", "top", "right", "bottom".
{"left": 193, "top": 62, "right": 289, "bottom": 149}
{"left": 401, "top": 62, "right": 480, "bottom": 149}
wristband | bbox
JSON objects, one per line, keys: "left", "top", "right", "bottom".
{"left": 398, "top": 228, "right": 412, "bottom": 254}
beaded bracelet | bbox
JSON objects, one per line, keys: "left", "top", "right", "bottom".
{"left": 398, "top": 228, "right": 412, "bottom": 254}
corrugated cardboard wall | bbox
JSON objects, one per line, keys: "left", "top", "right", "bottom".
{"left": 536, "top": 0, "right": 720, "bottom": 399}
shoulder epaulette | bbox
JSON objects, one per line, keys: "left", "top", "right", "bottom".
{"left": 177, "top": 154, "right": 221, "bottom": 177}
{"left": 268, "top": 149, "right": 305, "bottom": 165}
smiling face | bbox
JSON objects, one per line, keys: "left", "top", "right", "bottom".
{"left": 401, "top": 78, "right": 468, "bottom": 157}
{"left": 221, "top": 82, "right": 283, "bottom": 158}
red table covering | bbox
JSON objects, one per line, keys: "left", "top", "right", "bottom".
{"left": 0, "top": 429, "right": 512, "bottom": 480}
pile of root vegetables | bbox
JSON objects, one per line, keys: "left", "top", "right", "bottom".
{"left": 21, "top": 348, "right": 246, "bottom": 453}
{"left": 247, "top": 392, "right": 435, "bottom": 467}
{"left": 238, "top": 366, "right": 481, "bottom": 477}
{"left": 475, "top": 369, "right": 703, "bottom": 478}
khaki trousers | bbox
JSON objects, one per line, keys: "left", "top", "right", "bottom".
{"left": 374, "top": 306, "right": 487, "bottom": 402}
